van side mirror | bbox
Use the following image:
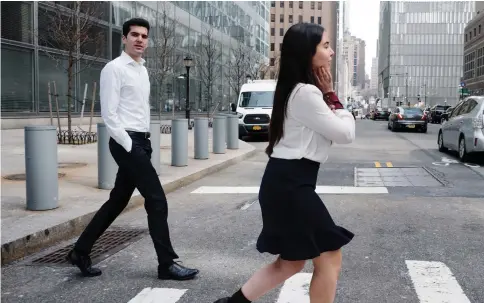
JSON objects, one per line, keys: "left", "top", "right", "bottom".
{"left": 231, "top": 103, "right": 236, "bottom": 112}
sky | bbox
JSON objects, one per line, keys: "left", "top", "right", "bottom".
{"left": 348, "top": 0, "right": 381, "bottom": 76}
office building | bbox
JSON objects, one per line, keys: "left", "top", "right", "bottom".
{"left": 378, "top": 1, "right": 475, "bottom": 107}
{"left": 268, "top": 1, "right": 338, "bottom": 79}
{"left": 1, "top": 1, "right": 269, "bottom": 127}
{"left": 463, "top": 2, "right": 484, "bottom": 95}
{"left": 343, "top": 32, "right": 366, "bottom": 90}
{"left": 370, "top": 57, "right": 378, "bottom": 90}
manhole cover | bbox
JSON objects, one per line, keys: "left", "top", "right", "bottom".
{"left": 58, "top": 162, "right": 87, "bottom": 169}
{"left": 30, "top": 229, "right": 147, "bottom": 266}
{"left": 355, "top": 167, "right": 444, "bottom": 187}
{"left": 3, "top": 173, "right": 66, "bottom": 181}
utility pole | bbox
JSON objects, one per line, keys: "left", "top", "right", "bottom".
{"left": 405, "top": 72, "right": 409, "bottom": 106}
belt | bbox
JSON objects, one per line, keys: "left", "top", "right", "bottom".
{"left": 126, "top": 130, "right": 151, "bottom": 139}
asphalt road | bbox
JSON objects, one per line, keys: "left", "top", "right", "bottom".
{"left": 2, "top": 119, "right": 483, "bottom": 303}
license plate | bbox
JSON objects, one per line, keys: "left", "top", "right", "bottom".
{"left": 253, "top": 125, "right": 262, "bottom": 130}
{"left": 407, "top": 125, "right": 415, "bottom": 128}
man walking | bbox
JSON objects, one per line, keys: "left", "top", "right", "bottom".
{"left": 67, "top": 18, "right": 199, "bottom": 281}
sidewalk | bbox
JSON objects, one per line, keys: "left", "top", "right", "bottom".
{"left": 1, "top": 124, "right": 256, "bottom": 265}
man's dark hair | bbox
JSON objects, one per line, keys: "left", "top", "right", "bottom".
{"left": 122, "top": 18, "right": 150, "bottom": 37}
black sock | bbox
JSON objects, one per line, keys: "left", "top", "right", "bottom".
{"left": 230, "top": 288, "right": 251, "bottom": 303}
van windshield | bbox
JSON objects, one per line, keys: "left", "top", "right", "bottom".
{"left": 239, "top": 91, "right": 274, "bottom": 107}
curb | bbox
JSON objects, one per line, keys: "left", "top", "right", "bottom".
{"left": 1, "top": 147, "right": 257, "bottom": 266}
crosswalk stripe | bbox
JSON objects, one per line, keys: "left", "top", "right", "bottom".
{"left": 191, "top": 186, "right": 389, "bottom": 194}
{"left": 276, "top": 273, "right": 311, "bottom": 303}
{"left": 405, "top": 260, "right": 471, "bottom": 303}
{"left": 127, "top": 288, "right": 187, "bottom": 303}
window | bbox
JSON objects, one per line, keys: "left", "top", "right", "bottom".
{"left": 480, "top": 25, "right": 482, "bottom": 34}
{"left": 299, "top": 15, "right": 303, "bottom": 23}
{"left": 280, "top": 1, "right": 284, "bottom": 7}
{"left": 271, "top": 43, "right": 275, "bottom": 51}
{"left": 311, "top": 1, "right": 315, "bottom": 9}
{"left": 299, "top": 1, "right": 303, "bottom": 9}
{"left": 279, "top": 43, "right": 282, "bottom": 50}
{"left": 270, "top": 58, "right": 275, "bottom": 66}
{"left": 38, "top": 52, "right": 70, "bottom": 112}
{"left": 112, "top": 29, "right": 122, "bottom": 58}
{"left": 311, "top": 16, "right": 314, "bottom": 23}
{"left": 1, "top": 1, "right": 33, "bottom": 44}
{"left": 474, "top": 28, "right": 477, "bottom": 36}
{"left": 280, "top": 28, "right": 284, "bottom": 36}
{"left": 289, "top": 1, "right": 293, "bottom": 8}
{"left": 239, "top": 91, "right": 275, "bottom": 107}
{"left": 271, "top": 1, "right": 275, "bottom": 7}
{"left": 289, "top": 15, "right": 293, "bottom": 23}
{"left": 79, "top": 60, "right": 103, "bottom": 112}
{"left": 271, "top": 28, "right": 275, "bottom": 36}
{"left": 1, "top": 46, "right": 34, "bottom": 113}
{"left": 271, "top": 14, "right": 275, "bottom": 22}
{"left": 318, "top": 17, "right": 321, "bottom": 25}
{"left": 280, "top": 14, "right": 284, "bottom": 22}
{"left": 318, "top": 2, "right": 322, "bottom": 10}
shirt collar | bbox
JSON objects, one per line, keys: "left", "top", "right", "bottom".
{"left": 120, "top": 51, "right": 146, "bottom": 66}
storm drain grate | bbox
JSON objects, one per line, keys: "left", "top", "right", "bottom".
{"left": 30, "top": 229, "right": 147, "bottom": 266}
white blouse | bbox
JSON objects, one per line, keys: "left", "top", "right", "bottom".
{"left": 271, "top": 83, "right": 356, "bottom": 164}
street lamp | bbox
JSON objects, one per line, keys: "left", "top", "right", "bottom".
{"left": 183, "top": 56, "right": 194, "bottom": 129}
{"left": 246, "top": 74, "right": 252, "bottom": 83}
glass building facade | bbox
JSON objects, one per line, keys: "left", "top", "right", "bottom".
{"left": 378, "top": 1, "right": 475, "bottom": 106}
{"left": 1, "top": 1, "right": 270, "bottom": 117}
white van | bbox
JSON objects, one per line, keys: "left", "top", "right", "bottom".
{"left": 233, "top": 79, "right": 277, "bottom": 140}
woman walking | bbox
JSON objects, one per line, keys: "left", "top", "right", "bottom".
{"left": 214, "top": 23, "right": 356, "bottom": 303}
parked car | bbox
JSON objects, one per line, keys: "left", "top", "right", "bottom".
{"left": 440, "top": 106, "right": 456, "bottom": 123}
{"left": 429, "top": 104, "right": 451, "bottom": 123}
{"left": 388, "top": 106, "right": 428, "bottom": 133}
{"left": 438, "top": 97, "right": 484, "bottom": 161}
{"left": 371, "top": 108, "right": 390, "bottom": 120}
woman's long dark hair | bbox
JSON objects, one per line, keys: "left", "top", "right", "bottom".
{"left": 265, "top": 23, "right": 325, "bottom": 156}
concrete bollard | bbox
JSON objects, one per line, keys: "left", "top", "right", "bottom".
{"left": 97, "top": 123, "right": 118, "bottom": 189}
{"left": 226, "top": 114, "right": 239, "bottom": 149}
{"left": 171, "top": 118, "right": 188, "bottom": 166}
{"left": 24, "top": 125, "right": 59, "bottom": 210}
{"left": 194, "top": 117, "right": 209, "bottom": 160}
{"left": 212, "top": 115, "right": 226, "bottom": 154}
{"left": 150, "top": 120, "right": 161, "bottom": 175}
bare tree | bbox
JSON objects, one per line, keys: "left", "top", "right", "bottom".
{"left": 37, "top": 1, "right": 106, "bottom": 143}
{"left": 149, "top": 2, "right": 180, "bottom": 121}
{"left": 246, "top": 50, "right": 270, "bottom": 81}
{"left": 226, "top": 42, "right": 250, "bottom": 98}
{"left": 199, "top": 26, "right": 222, "bottom": 114}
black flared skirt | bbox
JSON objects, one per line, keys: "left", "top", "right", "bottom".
{"left": 256, "top": 157, "right": 354, "bottom": 261}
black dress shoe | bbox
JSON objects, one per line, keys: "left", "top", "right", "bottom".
{"left": 158, "top": 262, "right": 199, "bottom": 280}
{"left": 66, "top": 249, "right": 102, "bottom": 277}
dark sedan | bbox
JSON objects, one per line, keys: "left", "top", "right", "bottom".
{"left": 371, "top": 109, "right": 390, "bottom": 120}
{"left": 387, "top": 107, "right": 428, "bottom": 133}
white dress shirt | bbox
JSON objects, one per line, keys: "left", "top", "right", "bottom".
{"left": 271, "top": 83, "right": 355, "bottom": 163}
{"left": 100, "top": 51, "right": 151, "bottom": 152}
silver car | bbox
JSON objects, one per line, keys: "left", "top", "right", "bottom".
{"left": 438, "top": 97, "right": 484, "bottom": 161}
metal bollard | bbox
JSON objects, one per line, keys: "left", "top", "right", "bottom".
{"left": 226, "top": 114, "right": 239, "bottom": 149}
{"left": 97, "top": 123, "right": 118, "bottom": 189}
{"left": 212, "top": 115, "right": 226, "bottom": 154}
{"left": 150, "top": 120, "right": 161, "bottom": 175}
{"left": 171, "top": 118, "right": 188, "bottom": 166}
{"left": 194, "top": 117, "right": 209, "bottom": 159}
{"left": 24, "top": 125, "right": 59, "bottom": 210}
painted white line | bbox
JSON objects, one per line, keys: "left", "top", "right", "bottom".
{"left": 128, "top": 287, "right": 187, "bottom": 303}
{"left": 240, "top": 200, "right": 257, "bottom": 210}
{"left": 405, "top": 260, "right": 471, "bottom": 303}
{"left": 276, "top": 273, "right": 311, "bottom": 303}
{"left": 191, "top": 186, "right": 389, "bottom": 194}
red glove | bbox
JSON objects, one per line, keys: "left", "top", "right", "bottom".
{"left": 323, "top": 91, "right": 344, "bottom": 110}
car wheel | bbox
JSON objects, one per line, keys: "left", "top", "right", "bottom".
{"left": 420, "top": 127, "right": 427, "bottom": 133}
{"left": 391, "top": 122, "right": 396, "bottom": 132}
{"left": 458, "top": 135, "right": 470, "bottom": 162}
{"left": 438, "top": 131, "right": 447, "bottom": 152}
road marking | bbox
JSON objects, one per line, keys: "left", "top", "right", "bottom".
{"left": 375, "top": 161, "right": 393, "bottom": 167}
{"left": 374, "top": 161, "right": 382, "bottom": 167}
{"left": 386, "top": 162, "right": 393, "bottom": 167}
{"left": 191, "top": 186, "right": 388, "bottom": 194}
{"left": 276, "top": 273, "right": 311, "bottom": 303}
{"left": 405, "top": 260, "right": 471, "bottom": 303}
{"left": 128, "top": 287, "right": 187, "bottom": 303}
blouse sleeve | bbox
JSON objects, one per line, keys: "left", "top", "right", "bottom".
{"left": 290, "top": 84, "right": 355, "bottom": 144}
